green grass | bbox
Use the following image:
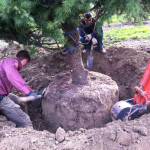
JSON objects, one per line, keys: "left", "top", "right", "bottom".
{"left": 104, "top": 26, "right": 150, "bottom": 45}
{"left": 104, "top": 14, "right": 150, "bottom": 24}
{"left": 104, "top": 14, "right": 126, "bottom": 24}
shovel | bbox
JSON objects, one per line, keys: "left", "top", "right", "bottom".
{"left": 9, "top": 88, "right": 47, "bottom": 103}
{"left": 87, "top": 43, "right": 94, "bottom": 70}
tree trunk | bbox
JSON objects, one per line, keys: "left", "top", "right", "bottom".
{"left": 62, "top": 23, "right": 88, "bottom": 85}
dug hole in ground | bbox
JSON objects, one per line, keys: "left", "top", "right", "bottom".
{"left": 0, "top": 39, "right": 150, "bottom": 149}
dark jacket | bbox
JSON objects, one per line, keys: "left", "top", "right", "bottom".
{"left": 79, "top": 18, "right": 102, "bottom": 37}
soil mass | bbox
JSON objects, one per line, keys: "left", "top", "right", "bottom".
{"left": 0, "top": 37, "right": 150, "bottom": 149}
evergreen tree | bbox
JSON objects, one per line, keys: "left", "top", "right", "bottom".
{"left": 0, "top": 0, "right": 149, "bottom": 44}
{"left": 0, "top": 0, "right": 149, "bottom": 84}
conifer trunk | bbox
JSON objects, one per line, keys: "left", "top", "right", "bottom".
{"left": 62, "top": 23, "right": 88, "bottom": 85}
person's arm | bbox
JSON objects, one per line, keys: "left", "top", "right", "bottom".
{"left": 3, "top": 59, "right": 34, "bottom": 95}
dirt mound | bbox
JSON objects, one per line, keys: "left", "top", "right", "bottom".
{"left": 1, "top": 40, "right": 150, "bottom": 149}
{"left": 120, "top": 39, "right": 150, "bottom": 53}
{"left": 83, "top": 46, "right": 150, "bottom": 100}
{"left": 1, "top": 113, "right": 150, "bottom": 150}
{"left": 42, "top": 71, "right": 118, "bottom": 132}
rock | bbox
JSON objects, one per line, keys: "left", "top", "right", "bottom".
{"left": 0, "top": 40, "right": 8, "bottom": 50}
{"left": 67, "top": 130, "right": 75, "bottom": 137}
{"left": 133, "top": 126, "right": 148, "bottom": 136}
{"left": 79, "top": 128, "right": 86, "bottom": 133}
{"left": 55, "top": 127, "right": 66, "bottom": 143}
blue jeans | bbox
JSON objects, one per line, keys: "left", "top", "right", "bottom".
{"left": 80, "top": 29, "right": 103, "bottom": 51}
{"left": 0, "top": 95, "right": 4, "bottom": 101}
{"left": 80, "top": 37, "right": 92, "bottom": 50}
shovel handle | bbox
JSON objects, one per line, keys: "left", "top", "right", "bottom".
{"left": 19, "top": 95, "right": 42, "bottom": 102}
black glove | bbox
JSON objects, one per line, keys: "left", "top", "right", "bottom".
{"left": 27, "top": 92, "right": 42, "bottom": 102}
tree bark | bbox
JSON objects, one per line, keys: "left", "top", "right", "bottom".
{"left": 62, "top": 23, "right": 88, "bottom": 85}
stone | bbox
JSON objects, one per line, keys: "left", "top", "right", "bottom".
{"left": 55, "top": 127, "right": 66, "bottom": 143}
{"left": 133, "top": 126, "right": 148, "bottom": 136}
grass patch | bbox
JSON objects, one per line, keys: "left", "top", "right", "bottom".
{"left": 104, "top": 26, "right": 150, "bottom": 46}
{"left": 104, "top": 14, "right": 126, "bottom": 24}
{"left": 104, "top": 14, "right": 150, "bottom": 24}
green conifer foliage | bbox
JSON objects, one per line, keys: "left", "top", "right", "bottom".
{"left": 0, "top": 0, "right": 149, "bottom": 46}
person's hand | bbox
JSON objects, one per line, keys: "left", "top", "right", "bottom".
{"left": 85, "top": 34, "right": 92, "bottom": 41}
{"left": 27, "top": 92, "right": 42, "bottom": 102}
{"left": 92, "top": 37, "right": 97, "bottom": 45}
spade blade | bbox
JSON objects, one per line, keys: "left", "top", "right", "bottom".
{"left": 87, "top": 55, "right": 93, "bottom": 70}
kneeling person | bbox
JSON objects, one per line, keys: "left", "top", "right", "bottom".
{"left": 79, "top": 12, "right": 106, "bottom": 54}
{"left": 0, "top": 50, "right": 41, "bottom": 128}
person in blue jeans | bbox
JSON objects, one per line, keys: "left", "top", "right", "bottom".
{"left": 79, "top": 12, "right": 106, "bottom": 54}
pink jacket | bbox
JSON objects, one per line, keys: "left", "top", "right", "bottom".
{"left": 0, "top": 57, "right": 33, "bottom": 95}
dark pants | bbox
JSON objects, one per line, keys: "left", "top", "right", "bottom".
{"left": 80, "top": 29, "right": 103, "bottom": 51}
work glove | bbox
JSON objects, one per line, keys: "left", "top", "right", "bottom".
{"left": 85, "top": 34, "right": 92, "bottom": 41}
{"left": 92, "top": 37, "right": 97, "bottom": 45}
{"left": 27, "top": 92, "right": 42, "bottom": 102}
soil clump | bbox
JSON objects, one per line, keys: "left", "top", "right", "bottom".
{"left": 0, "top": 39, "right": 150, "bottom": 149}
{"left": 82, "top": 44, "right": 150, "bottom": 100}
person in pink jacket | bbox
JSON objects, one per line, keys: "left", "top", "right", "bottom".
{"left": 0, "top": 50, "right": 40, "bottom": 128}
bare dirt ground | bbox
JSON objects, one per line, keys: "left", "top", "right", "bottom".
{"left": 0, "top": 20, "right": 150, "bottom": 149}
{"left": 0, "top": 39, "right": 150, "bottom": 150}
{"left": 120, "top": 39, "right": 150, "bottom": 53}
{"left": 82, "top": 40, "right": 150, "bottom": 100}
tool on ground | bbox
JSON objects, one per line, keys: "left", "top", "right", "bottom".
{"left": 85, "top": 35, "right": 97, "bottom": 70}
{"left": 9, "top": 88, "right": 47, "bottom": 103}
{"left": 111, "top": 61, "right": 150, "bottom": 121}
{"left": 87, "top": 43, "right": 94, "bottom": 70}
